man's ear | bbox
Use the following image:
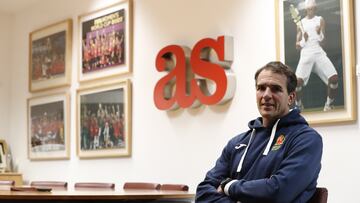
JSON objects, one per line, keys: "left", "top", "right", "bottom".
{"left": 288, "top": 91, "right": 296, "bottom": 106}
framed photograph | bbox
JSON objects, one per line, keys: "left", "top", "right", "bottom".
{"left": 78, "top": 0, "right": 132, "bottom": 82}
{"left": 29, "top": 19, "right": 72, "bottom": 92}
{"left": 76, "top": 80, "right": 132, "bottom": 158}
{"left": 27, "top": 93, "right": 70, "bottom": 160}
{"left": 276, "top": 0, "right": 356, "bottom": 125}
{"left": 0, "top": 140, "right": 7, "bottom": 171}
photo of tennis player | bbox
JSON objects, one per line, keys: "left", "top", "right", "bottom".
{"left": 283, "top": 0, "right": 343, "bottom": 112}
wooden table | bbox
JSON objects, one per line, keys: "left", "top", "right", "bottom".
{"left": 0, "top": 187, "right": 195, "bottom": 202}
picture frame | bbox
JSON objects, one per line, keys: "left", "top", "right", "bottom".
{"left": 275, "top": 0, "right": 356, "bottom": 125}
{"left": 78, "top": 0, "right": 132, "bottom": 83}
{"left": 27, "top": 93, "right": 70, "bottom": 160}
{"left": 0, "top": 140, "right": 8, "bottom": 172}
{"left": 29, "top": 19, "right": 72, "bottom": 92}
{"left": 76, "top": 80, "right": 132, "bottom": 158}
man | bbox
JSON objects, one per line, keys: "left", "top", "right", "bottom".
{"left": 295, "top": 0, "right": 338, "bottom": 111}
{"left": 196, "top": 61, "right": 323, "bottom": 203}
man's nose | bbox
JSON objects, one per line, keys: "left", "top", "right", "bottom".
{"left": 263, "top": 87, "right": 272, "bottom": 98}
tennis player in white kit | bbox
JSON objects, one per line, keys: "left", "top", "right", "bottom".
{"left": 295, "top": 0, "right": 338, "bottom": 111}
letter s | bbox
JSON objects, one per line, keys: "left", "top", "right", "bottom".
{"left": 190, "top": 36, "right": 227, "bottom": 105}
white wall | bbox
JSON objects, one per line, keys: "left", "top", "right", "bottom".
{"left": 1, "top": 0, "right": 359, "bottom": 202}
{"left": 0, "top": 13, "right": 11, "bottom": 139}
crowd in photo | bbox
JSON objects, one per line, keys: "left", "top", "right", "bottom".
{"left": 80, "top": 103, "right": 125, "bottom": 150}
{"left": 82, "top": 28, "right": 125, "bottom": 73}
{"left": 31, "top": 111, "right": 65, "bottom": 150}
{"left": 31, "top": 32, "right": 66, "bottom": 81}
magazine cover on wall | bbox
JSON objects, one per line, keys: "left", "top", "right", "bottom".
{"left": 29, "top": 19, "right": 72, "bottom": 92}
{"left": 78, "top": 0, "right": 132, "bottom": 83}
{"left": 276, "top": 0, "right": 356, "bottom": 125}
{"left": 27, "top": 93, "right": 70, "bottom": 160}
{"left": 76, "top": 80, "right": 132, "bottom": 158}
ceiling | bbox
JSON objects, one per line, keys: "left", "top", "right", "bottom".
{"left": 0, "top": 0, "right": 43, "bottom": 14}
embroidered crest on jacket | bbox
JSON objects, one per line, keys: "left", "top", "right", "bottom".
{"left": 271, "top": 134, "right": 285, "bottom": 151}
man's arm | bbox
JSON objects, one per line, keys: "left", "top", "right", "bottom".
{"left": 296, "top": 26, "right": 306, "bottom": 50}
{"left": 196, "top": 140, "right": 238, "bottom": 203}
{"left": 318, "top": 16, "right": 325, "bottom": 46}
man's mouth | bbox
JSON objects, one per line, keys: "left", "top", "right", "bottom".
{"left": 262, "top": 103, "right": 274, "bottom": 107}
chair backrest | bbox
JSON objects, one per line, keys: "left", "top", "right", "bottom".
{"left": 74, "top": 182, "right": 115, "bottom": 190}
{"left": 308, "top": 187, "right": 328, "bottom": 203}
{"left": 123, "top": 182, "right": 161, "bottom": 190}
{"left": 160, "top": 184, "right": 189, "bottom": 191}
{"left": 30, "top": 181, "right": 68, "bottom": 189}
{"left": 0, "top": 180, "right": 15, "bottom": 186}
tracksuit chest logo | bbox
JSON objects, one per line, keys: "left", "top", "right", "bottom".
{"left": 271, "top": 134, "right": 285, "bottom": 151}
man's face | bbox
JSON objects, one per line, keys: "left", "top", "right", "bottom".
{"left": 306, "top": 6, "right": 316, "bottom": 17}
{"left": 256, "top": 70, "right": 295, "bottom": 126}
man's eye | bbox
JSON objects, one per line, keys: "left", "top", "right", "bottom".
{"left": 271, "top": 86, "right": 282, "bottom": 92}
{"left": 257, "top": 85, "right": 265, "bottom": 91}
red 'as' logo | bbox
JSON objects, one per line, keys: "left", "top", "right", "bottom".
{"left": 154, "top": 36, "right": 236, "bottom": 110}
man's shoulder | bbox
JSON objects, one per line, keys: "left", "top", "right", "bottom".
{"left": 289, "top": 124, "right": 322, "bottom": 143}
{"left": 315, "top": 15, "right": 324, "bottom": 21}
{"left": 227, "top": 130, "right": 252, "bottom": 144}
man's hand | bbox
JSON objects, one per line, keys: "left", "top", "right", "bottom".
{"left": 303, "top": 32, "right": 308, "bottom": 41}
{"left": 296, "top": 42, "right": 302, "bottom": 50}
{"left": 217, "top": 185, "right": 224, "bottom": 193}
{"left": 218, "top": 178, "right": 233, "bottom": 194}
